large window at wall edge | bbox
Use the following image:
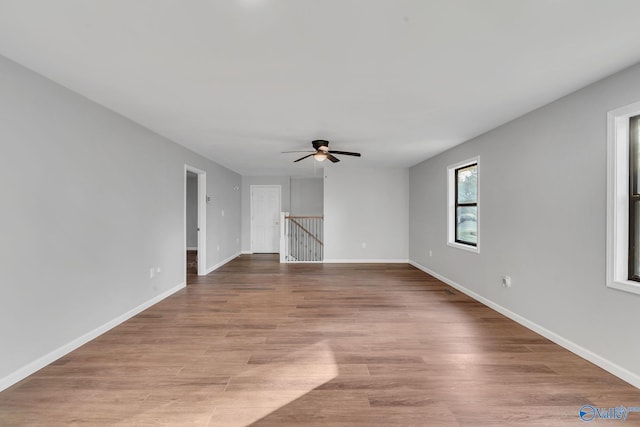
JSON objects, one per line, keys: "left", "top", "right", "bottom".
{"left": 606, "top": 102, "right": 640, "bottom": 295}
{"left": 447, "top": 156, "right": 480, "bottom": 253}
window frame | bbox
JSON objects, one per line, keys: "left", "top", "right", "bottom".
{"left": 454, "top": 163, "right": 478, "bottom": 246}
{"left": 607, "top": 102, "right": 640, "bottom": 295}
{"left": 447, "top": 156, "right": 480, "bottom": 253}
{"left": 629, "top": 115, "right": 640, "bottom": 281}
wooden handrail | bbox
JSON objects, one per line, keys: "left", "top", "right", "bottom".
{"left": 288, "top": 217, "right": 324, "bottom": 247}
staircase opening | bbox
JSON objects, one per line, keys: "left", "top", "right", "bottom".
{"left": 280, "top": 213, "right": 323, "bottom": 262}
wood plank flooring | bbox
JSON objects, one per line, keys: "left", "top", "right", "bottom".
{"left": 187, "top": 250, "right": 198, "bottom": 276}
{"left": 1, "top": 254, "right": 639, "bottom": 426}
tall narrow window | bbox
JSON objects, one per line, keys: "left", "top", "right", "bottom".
{"left": 448, "top": 157, "right": 479, "bottom": 253}
{"left": 455, "top": 163, "right": 478, "bottom": 246}
{"left": 629, "top": 115, "right": 640, "bottom": 281}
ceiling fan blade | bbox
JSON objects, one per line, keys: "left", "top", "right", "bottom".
{"left": 282, "top": 150, "right": 314, "bottom": 153}
{"left": 326, "top": 154, "right": 340, "bottom": 163}
{"left": 294, "top": 154, "right": 315, "bottom": 162}
{"left": 328, "top": 150, "right": 361, "bottom": 157}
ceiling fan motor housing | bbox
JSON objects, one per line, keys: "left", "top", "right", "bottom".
{"left": 312, "top": 139, "right": 330, "bottom": 151}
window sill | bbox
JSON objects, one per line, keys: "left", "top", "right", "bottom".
{"left": 447, "top": 241, "right": 479, "bottom": 254}
{"left": 607, "top": 279, "right": 640, "bottom": 296}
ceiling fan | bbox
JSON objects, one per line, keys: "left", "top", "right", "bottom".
{"left": 283, "top": 140, "right": 361, "bottom": 163}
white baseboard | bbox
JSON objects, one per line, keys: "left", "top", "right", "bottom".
{"left": 0, "top": 282, "right": 186, "bottom": 393}
{"left": 241, "top": 251, "right": 253, "bottom": 255}
{"left": 409, "top": 260, "right": 640, "bottom": 389}
{"left": 282, "top": 261, "right": 324, "bottom": 264}
{"left": 323, "top": 259, "right": 409, "bottom": 263}
{"left": 186, "top": 246, "right": 198, "bottom": 251}
{"left": 205, "top": 252, "right": 241, "bottom": 274}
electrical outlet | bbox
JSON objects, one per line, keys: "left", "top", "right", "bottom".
{"left": 150, "top": 268, "right": 155, "bottom": 279}
{"left": 429, "top": 250, "right": 433, "bottom": 257}
{"left": 361, "top": 242, "right": 367, "bottom": 249}
{"left": 502, "top": 276, "right": 512, "bottom": 288}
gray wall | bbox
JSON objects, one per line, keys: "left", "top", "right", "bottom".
{"left": 324, "top": 167, "right": 409, "bottom": 261}
{"left": 0, "top": 55, "right": 241, "bottom": 387}
{"left": 186, "top": 173, "right": 198, "bottom": 249}
{"left": 409, "top": 62, "right": 640, "bottom": 384}
{"left": 290, "top": 177, "right": 323, "bottom": 216}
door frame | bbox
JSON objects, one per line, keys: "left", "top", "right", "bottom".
{"left": 250, "top": 185, "right": 282, "bottom": 253}
{"left": 185, "top": 165, "right": 207, "bottom": 276}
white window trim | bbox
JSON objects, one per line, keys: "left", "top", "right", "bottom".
{"left": 607, "top": 101, "right": 640, "bottom": 295}
{"left": 447, "top": 156, "right": 480, "bottom": 253}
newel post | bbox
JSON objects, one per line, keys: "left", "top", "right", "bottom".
{"left": 279, "top": 212, "right": 288, "bottom": 263}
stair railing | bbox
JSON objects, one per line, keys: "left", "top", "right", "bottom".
{"left": 280, "top": 212, "right": 323, "bottom": 262}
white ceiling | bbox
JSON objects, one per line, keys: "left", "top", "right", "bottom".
{"left": 2, "top": 1, "right": 640, "bottom": 176}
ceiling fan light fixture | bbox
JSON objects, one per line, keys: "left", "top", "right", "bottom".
{"left": 313, "top": 152, "right": 327, "bottom": 162}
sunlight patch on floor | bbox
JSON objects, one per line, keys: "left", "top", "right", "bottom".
{"left": 208, "top": 340, "right": 337, "bottom": 426}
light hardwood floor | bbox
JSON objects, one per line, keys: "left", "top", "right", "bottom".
{"left": 1, "top": 254, "right": 639, "bottom": 426}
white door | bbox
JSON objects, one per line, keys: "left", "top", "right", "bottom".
{"left": 251, "top": 186, "right": 281, "bottom": 253}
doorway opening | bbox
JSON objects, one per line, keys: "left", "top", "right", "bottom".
{"left": 185, "top": 165, "right": 207, "bottom": 282}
